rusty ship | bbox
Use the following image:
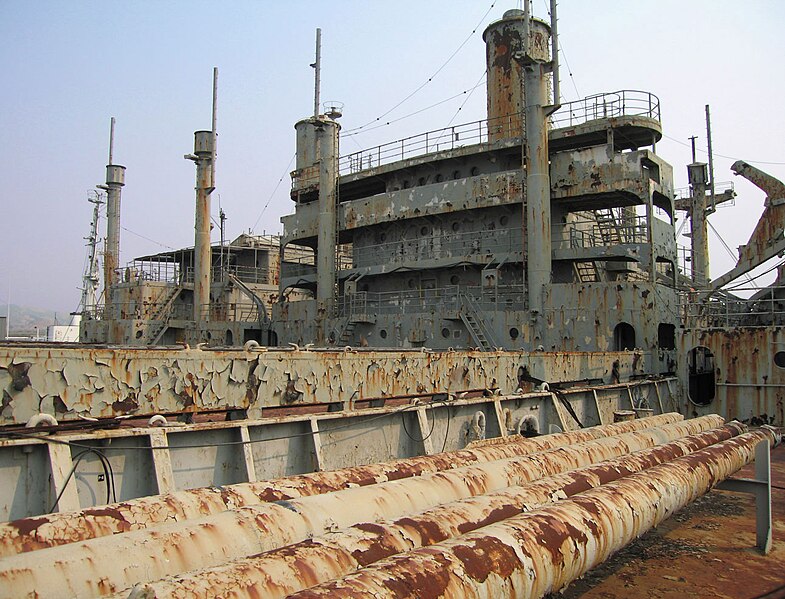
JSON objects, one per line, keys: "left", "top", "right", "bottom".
{"left": 0, "top": 3, "right": 783, "bottom": 598}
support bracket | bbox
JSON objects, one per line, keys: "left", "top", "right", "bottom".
{"left": 715, "top": 439, "right": 772, "bottom": 554}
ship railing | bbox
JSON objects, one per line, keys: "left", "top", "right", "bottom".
{"left": 674, "top": 180, "right": 735, "bottom": 201}
{"left": 180, "top": 266, "right": 272, "bottom": 284}
{"left": 337, "top": 284, "right": 527, "bottom": 318}
{"left": 549, "top": 90, "right": 660, "bottom": 129}
{"left": 353, "top": 227, "right": 520, "bottom": 268}
{"left": 553, "top": 215, "right": 648, "bottom": 250}
{"left": 121, "top": 261, "right": 181, "bottom": 284}
{"left": 184, "top": 302, "right": 267, "bottom": 323}
{"left": 339, "top": 90, "right": 660, "bottom": 176}
{"left": 680, "top": 286, "right": 785, "bottom": 328}
{"left": 88, "top": 301, "right": 266, "bottom": 323}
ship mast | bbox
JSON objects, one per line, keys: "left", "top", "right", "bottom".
{"left": 81, "top": 191, "right": 104, "bottom": 314}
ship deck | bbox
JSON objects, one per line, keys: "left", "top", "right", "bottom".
{"left": 561, "top": 442, "right": 785, "bottom": 599}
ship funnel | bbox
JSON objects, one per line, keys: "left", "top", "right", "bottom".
{"left": 186, "top": 68, "right": 218, "bottom": 332}
{"left": 483, "top": 7, "right": 551, "bottom": 142}
{"left": 101, "top": 117, "right": 125, "bottom": 312}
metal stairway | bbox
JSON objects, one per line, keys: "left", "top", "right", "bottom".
{"left": 460, "top": 293, "right": 497, "bottom": 351}
{"left": 338, "top": 320, "right": 357, "bottom": 345}
{"left": 574, "top": 260, "right": 600, "bottom": 283}
{"left": 145, "top": 287, "right": 182, "bottom": 345}
{"left": 594, "top": 208, "right": 622, "bottom": 245}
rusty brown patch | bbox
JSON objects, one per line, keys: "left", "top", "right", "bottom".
{"left": 7, "top": 515, "right": 49, "bottom": 537}
{"left": 378, "top": 550, "right": 454, "bottom": 599}
{"left": 453, "top": 535, "right": 521, "bottom": 582}
{"left": 394, "top": 516, "right": 447, "bottom": 546}
{"left": 456, "top": 503, "right": 521, "bottom": 534}
{"left": 112, "top": 393, "right": 139, "bottom": 413}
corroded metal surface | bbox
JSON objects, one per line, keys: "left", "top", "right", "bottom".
{"left": 682, "top": 327, "right": 785, "bottom": 426}
{"left": 286, "top": 428, "right": 776, "bottom": 598}
{"left": 0, "top": 345, "right": 651, "bottom": 425}
{"left": 0, "top": 416, "right": 721, "bottom": 597}
{"left": 0, "top": 412, "right": 682, "bottom": 557}
{"left": 561, "top": 441, "right": 785, "bottom": 599}
{"left": 125, "top": 423, "right": 746, "bottom": 599}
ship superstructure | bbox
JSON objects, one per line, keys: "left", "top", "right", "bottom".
{"left": 278, "top": 11, "right": 678, "bottom": 380}
{"left": 0, "top": 11, "right": 783, "bottom": 595}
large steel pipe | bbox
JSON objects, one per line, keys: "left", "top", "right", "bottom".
{"left": 287, "top": 428, "right": 777, "bottom": 599}
{"left": 127, "top": 423, "right": 745, "bottom": 599}
{"left": 0, "top": 412, "right": 682, "bottom": 557}
{"left": 0, "top": 416, "right": 720, "bottom": 598}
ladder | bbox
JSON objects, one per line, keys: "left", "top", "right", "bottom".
{"left": 594, "top": 208, "right": 622, "bottom": 245}
{"left": 145, "top": 287, "right": 182, "bottom": 345}
{"left": 574, "top": 261, "right": 599, "bottom": 283}
{"left": 460, "top": 293, "right": 498, "bottom": 351}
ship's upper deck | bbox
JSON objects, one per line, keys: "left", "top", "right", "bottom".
{"left": 326, "top": 90, "right": 661, "bottom": 196}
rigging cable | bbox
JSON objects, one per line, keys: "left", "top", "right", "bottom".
{"left": 343, "top": 1, "right": 497, "bottom": 135}
{"left": 343, "top": 78, "right": 488, "bottom": 139}
{"left": 120, "top": 226, "right": 175, "bottom": 250}
{"left": 706, "top": 220, "right": 756, "bottom": 287}
{"left": 662, "top": 134, "right": 785, "bottom": 166}
{"left": 251, "top": 152, "right": 296, "bottom": 232}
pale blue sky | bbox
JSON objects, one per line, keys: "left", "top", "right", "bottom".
{"left": 2, "top": 1, "right": 784, "bottom": 312}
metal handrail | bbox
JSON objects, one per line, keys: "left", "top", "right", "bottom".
{"left": 553, "top": 215, "right": 648, "bottom": 250}
{"left": 336, "top": 285, "right": 527, "bottom": 318}
{"left": 339, "top": 90, "right": 661, "bottom": 176}
{"left": 681, "top": 286, "right": 785, "bottom": 329}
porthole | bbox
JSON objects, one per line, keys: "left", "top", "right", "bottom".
{"left": 403, "top": 180, "right": 410, "bottom": 189}
{"left": 380, "top": 232, "right": 387, "bottom": 242}
{"left": 510, "top": 327, "right": 519, "bottom": 340}
{"left": 500, "top": 215, "right": 509, "bottom": 226}
{"left": 452, "top": 170, "right": 461, "bottom": 180}
{"left": 450, "top": 275, "right": 460, "bottom": 285}
{"left": 775, "top": 351, "right": 785, "bottom": 368}
{"left": 407, "top": 278, "right": 416, "bottom": 289}
{"left": 135, "top": 330, "right": 143, "bottom": 339}
{"left": 441, "top": 328, "right": 451, "bottom": 339}
{"left": 420, "top": 226, "right": 430, "bottom": 236}
{"left": 418, "top": 177, "right": 427, "bottom": 186}
{"left": 435, "top": 174, "right": 443, "bottom": 182}
{"left": 452, "top": 221, "right": 461, "bottom": 232}
{"left": 470, "top": 167, "right": 479, "bottom": 176}
{"left": 380, "top": 329, "right": 388, "bottom": 339}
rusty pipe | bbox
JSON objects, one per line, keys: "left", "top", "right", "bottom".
{"left": 0, "top": 412, "right": 683, "bottom": 557}
{"left": 287, "top": 428, "right": 777, "bottom": 599}
{"left": 126, "top": 423, "right": 746, "bottom": 599}
{"left": 0, "top": 416, "right": 720, "bottom": 598}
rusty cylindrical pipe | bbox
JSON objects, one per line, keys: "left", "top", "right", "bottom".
{"left": 0, "top": 412, "right": 682, "bottom": 557}
{"left": 0, "top": 416, "right": 720, "bottom": 598}
{"left": 127, "top": 423, "right": 746, "bottom": 599}
{"left": 287, "top": 428, "right": 777, "bottom": 599}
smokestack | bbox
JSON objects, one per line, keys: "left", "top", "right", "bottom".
{"left": 316, "top": 117, "right": 340, "bottom": 341}
{"left": 188, "top": 130, "right": 215, "bottom": 325}
{"left": 482, "top": 8, "right": 551, "bottom": 142}
{"left": 102, "top": 117, "right": 125, "bottom": 308}
{"left": 186, "top": 68, "right": 218, "bottom": 329}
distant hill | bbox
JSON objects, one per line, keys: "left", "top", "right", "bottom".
{"left": 4, "top": 304, "right": 74, "bottom": 336}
